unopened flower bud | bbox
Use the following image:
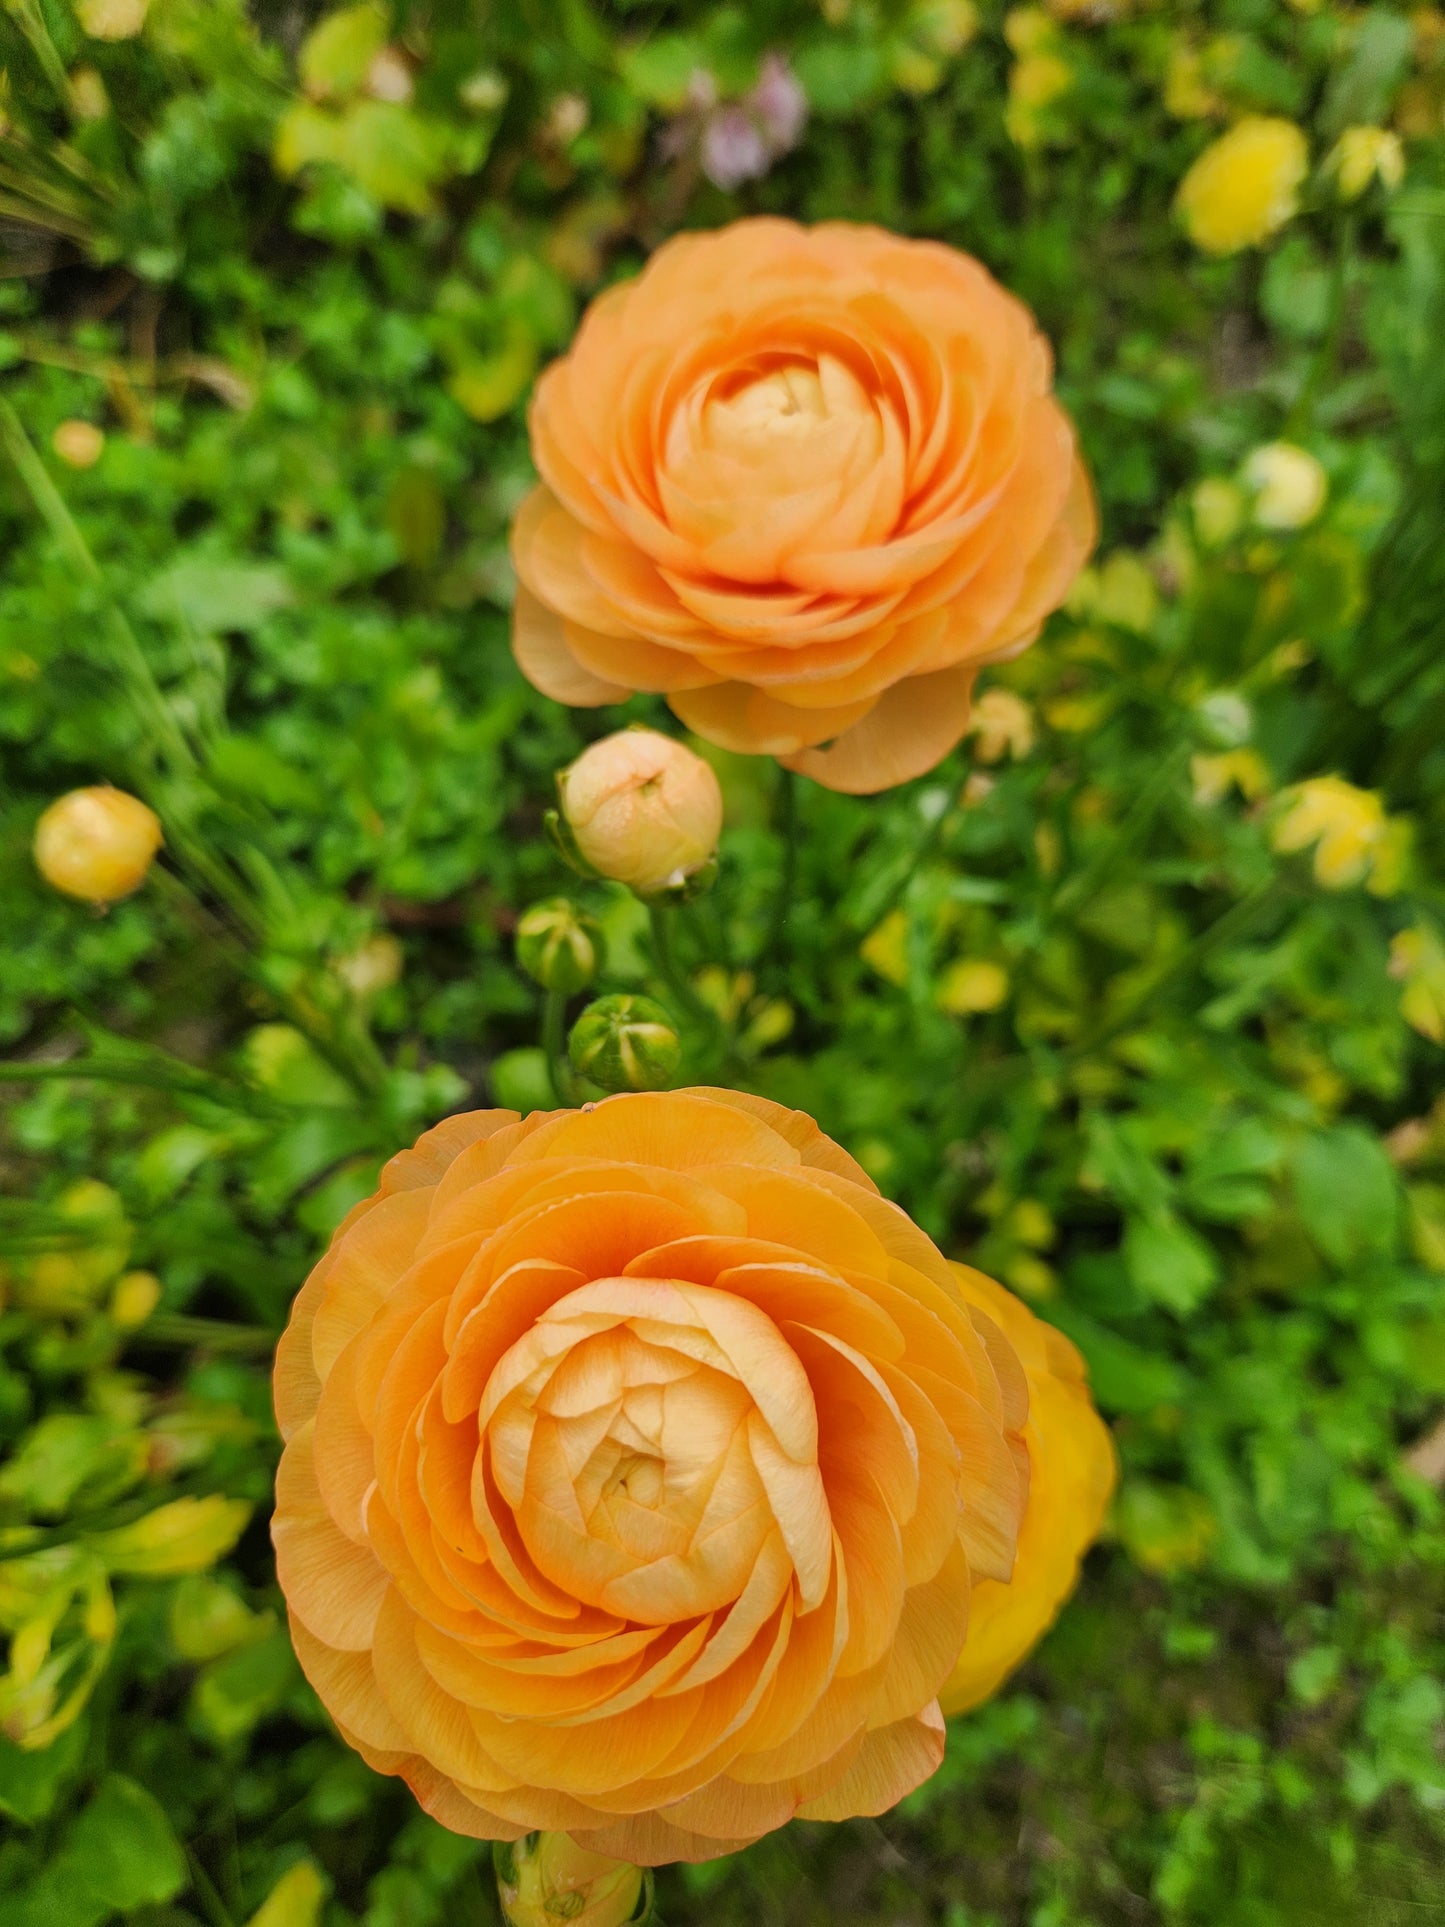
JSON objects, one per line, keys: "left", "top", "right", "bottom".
{"left": 557, "top": 729, "right": 722, "bottom": 899}
{"left": 34, "top": 786, "right": 162, "bottom": 904}
{"left": 1328, "top": 125, "right": 1404, "bottom": 202}
{"left": 495, "top": 1833, "right": 651, "bottom": 1927}
{"left": 1241, "top": 441, "right": 1327, "bottom": 530}
{"left": 110, "top": 1269, "right": 162, "bottom": 1329}
{"left": 516, "top": 898, "right": 603, "bottom": 993}
{"left": 568, "top": 994, "right": 680, "bottom": 1093}
{"left": 52, "top": 419, "right": 105, "bottom": 468}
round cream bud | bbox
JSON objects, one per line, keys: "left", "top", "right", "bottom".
{"left": 52, "top": 420, "right": 105, "bottom": 469}
{"left": 34, "top": 787, "right": 163, "bottom": 904}
{"left": 495, "top": 1835, "right": 650, "bottom": 1927}
{"left": 1191, "top": 477, "right": 1245, "bottom": 547}
{"left": 1241, "top": 441, "right": 1327, "bottom": 530}
{"left": 515, "top": 898, "right": 603, "bottom": 994}
{"left": 568, "top": 994, "right": 680, "bottom": 1094}
{"left": 558, "top": 729, "right": 723, "bottom": 899}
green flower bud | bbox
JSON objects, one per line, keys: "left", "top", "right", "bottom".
{"left": 515, "top": 898, "right": 604, "bottom": 993}
{"left": 568, "top": 994, "right": 680, "bottom": 1094}
{"left": 495, "top": 1834, "right": 651, "bottom": 1927}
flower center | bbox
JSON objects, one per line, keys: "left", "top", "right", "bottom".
{"left": 707, "top": 358, "right": 829, "bottom": 443}
{"left": 480, "top": 1282, "right": 796, "bottom": 1623}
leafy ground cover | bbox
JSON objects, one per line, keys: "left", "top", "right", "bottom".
{"left": 1, "top": 2, "right": 1444, "bottom": 1922}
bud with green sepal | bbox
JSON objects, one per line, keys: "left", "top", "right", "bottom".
{"left": 568, "top": 994, "right": 681, "bottom": 1093}
{"left": 494, "top": 1834, "right": 654, "bottom": 1927}
{"left": 515, "top": 897, "right": 604, "bottom": 994}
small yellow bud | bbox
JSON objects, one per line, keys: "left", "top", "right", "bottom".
{"left": 1175, "top": 117, "right": 1308, "bottom": 255}
{"left": 1191, "top": 749, "right": 1269, "bottom": 806}
{"left": 1328, "top": 125, "right": 1405, "bottom": 202}
{"left": 1010, "top": 48, "right": 1072, "bottom": 110}
{"left": 69, "top": 68, "right": 110, "bottom": 121}
{"left": 558, "top": 729, "right": 722, "bottom": 899}
{"left": 1164, "top": 43, "right": 1220, "bottom": 121}
{"left": 335, "top": 933, "right": 404, "bottom": 999}
{"left": 51, "top": 420, "right": 106, "bottom": 468}
{"left": 78, "top": 0, "right": 148, "bottom": 38}
{"left": 245, "top": 1860, "right": 327, "bottom": 1927}
{"left": 111, "top": 1269, "right": 162, "bottom": 1329}
{"left": 1241, "top": 442, "right": 1327, "bottom": 531}
{"left": 495, "top": 1833, "right": 649, "bottom": 1927}
{"left": 936, "top": 957, "right": 1009, "bottom": 1015}
{"left": 967, "top": 689, "right": 1035, "bottom": 764}
{"left": 34, "top": 786, "right": 163, "bottom": 904}
{"left": 1191, "top": 477, "right": 1245, "bottom": 546}
{"left": 860, "top": 907, "right": 909, "bottom": 986}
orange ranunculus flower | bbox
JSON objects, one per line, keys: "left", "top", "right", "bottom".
{"left": 272, "top": 1090, "right": 1034, "bottom": 1864}
{"left": 940, "top": 1265, "right": 1115, "bottom": 1715}
{"left": 509, "top": 219, "right": 1095, "bottom": 796}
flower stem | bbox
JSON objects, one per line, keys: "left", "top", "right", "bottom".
{"left": 542, "top": 984, "right": 576, "bottom": 1103}
{"left": 763, "top": 764, "right": 799, "bottom": 973}
{"left": 647, "top": 900, "right": 713, "bottom": 1032}
{"left": 0, "top": 395, "right": 195, "bottom": 778}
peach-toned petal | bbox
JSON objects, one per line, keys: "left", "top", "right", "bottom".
{"left": 512, "top": 586, "right": 629, "bottom": 706}
{"left": 794, "top": 1703, "right": 946, "bottom": 1821}
{"left": 782, "top": 664, "right": 978, "bottom": 795}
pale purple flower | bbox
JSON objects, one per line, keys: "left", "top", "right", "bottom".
{"left": 750, "top": 53, "right": 808, "bottom": 155}
{"left": 701, "top": 105, "right": 770, "bottom": 191}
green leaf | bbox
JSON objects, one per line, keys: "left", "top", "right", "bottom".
{"left": 618, "top": 33, "right": 703, "bottom": 109}
{"left": 0, "top": 1414, "right": 147, "bottom": 1519}
{"left": 0, "top": 1718, "right": 87, "bottom": 1826}
{"left": 1123, "top": 1213, "right": 1220, "bottom": 1316}
{"left": 63, "top": 1773, "right": 187, "bottom": 1911}
{"left": 13, "top": 1775, "right": 189, "bottom": 1923}
{"left": 138, "top": 555, "right": 294, "bottom": 634}
{"left": 1293, "top": 1124, "right": 1401, "bottom": 1266}
{"left": 1044, "top": 1303, "right": 1187, "bottom": 1414}
{"left": 297, "top": 0, "right": 389, "bottom": 101}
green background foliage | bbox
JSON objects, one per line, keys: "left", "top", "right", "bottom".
{"left": 1, "top": 0, "right": 1444, "bottom": 1921}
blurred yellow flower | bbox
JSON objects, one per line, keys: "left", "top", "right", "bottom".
{"left": 1165, "top": 42, "right": 1221, "bottom": 120}
{"left": 1272, "top": 776, "right": 1390, "bottom": 888}
{"left": 246, "top": 1862, "right": 326, "bottom": 1927}
{"left": 937, "top": 957, "right": 1010, "bottom": 1014}
{"left": 1327, "top": 125, "right": 1405, "bottom": 201}
{"left": 1192, "top": 477, "right": 1246, "bottom": 546}
{"left": 861, "top": 907, "right": 910, "bottom": 985}
{"left": 967, "top": 688, "right": 1036, "bottom": 763}
{"left": 1242, "top": 441, "right": 1327, "bottom": 529}
{"left": 1391, "top": 925, "right": 1445, "bottom": 1045}
{"left": 78, "top": 0, "right": 148, "bottom": 38}
{"left": 1192, "top": 748, "right": 1270, "bottom": 806}
{"left": 110, "top": 1270, "right": 161, "bottom": 1329}
{"left": 1176, "top": 117, "right": 1308, "bottom": 254}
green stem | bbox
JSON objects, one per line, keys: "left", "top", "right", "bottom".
{"left": 5, "top": 0, "right": 74, "bottom": 108}
{"left": 142, "top": 1315, "right": 278, "bottom": 1355}
{"left": 763, "top": 765, "right": 800, "bottom": 971}
{"left": 647, "top": 901, "right": 714, "bottom": 1032}
{"left": 0, "top": 1050, "right": 257, "bottom": 1109}
{"left": 542, "top": 984, "right": 575, "bottom": 1104}
{"left": 1051, "top": 742, "right": 1191, "bottom": 917}
{"left": 1288, "top": 213, "right": 1355, "bottom": 438}
{"left": 0, "top": 396, "right": 195, "bottom": 777}
{"left": 1063, "top": 874, "right": 1284, "bottom": 1063}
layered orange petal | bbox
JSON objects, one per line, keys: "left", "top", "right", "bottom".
{"left": 510, "top": 220, "right": 1093, "bottom": 792}
{"left": 271, "top": 1093, "right": 1105, "bottom": 1866}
